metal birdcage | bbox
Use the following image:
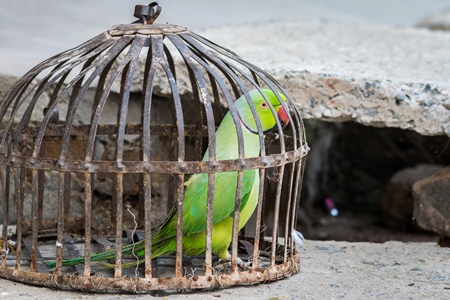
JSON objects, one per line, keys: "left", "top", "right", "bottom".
{"left": 0, "top": 3, "right": 308, "bottom": 293}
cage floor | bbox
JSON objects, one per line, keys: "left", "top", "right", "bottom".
{"left": 3, "top": 231, "right": 291, "bottom": 279}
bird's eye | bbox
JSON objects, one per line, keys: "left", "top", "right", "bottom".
{"left": 260, "top": 102, "right": 268, "bottom": 109}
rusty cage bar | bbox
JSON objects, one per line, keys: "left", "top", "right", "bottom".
{"left": 0, "top": 3, "right": 308, "bottom": 293}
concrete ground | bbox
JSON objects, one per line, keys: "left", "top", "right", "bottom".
{"left": 0, "top": 240, "right": 449, "bottom": 299}
{"left": 1, "top": 1, "right": 450, "bottom": 299}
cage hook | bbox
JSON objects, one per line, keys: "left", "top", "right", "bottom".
{"left": 134, "top": 2, "right": 162, "bottom": 24}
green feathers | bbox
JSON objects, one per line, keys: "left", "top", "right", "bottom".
{"left": 46, "top": 89, "right": 288, "bottom": 269}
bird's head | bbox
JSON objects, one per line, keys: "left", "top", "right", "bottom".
{"left": 235, "top": 89, "right": 290, "bottom": 135}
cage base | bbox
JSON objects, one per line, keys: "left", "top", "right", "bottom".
{"left": 0, "top": 255, "right": 300, "bottom": 293}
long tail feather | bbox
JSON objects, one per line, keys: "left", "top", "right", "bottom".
{"left": 45, "top": 241, "right": 144, "bottom": 269}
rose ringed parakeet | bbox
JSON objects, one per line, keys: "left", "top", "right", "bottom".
{"left": 46, "top": 88, "right": 289, "bottom": 269}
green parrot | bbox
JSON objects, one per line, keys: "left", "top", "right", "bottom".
{"left": 46, "top": 88, "right": 289, "bottom": 269}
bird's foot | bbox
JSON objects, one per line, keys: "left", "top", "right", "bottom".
{"left": 215, "top": 253, "right": 250, "bottom": 271}
{"left": 0, "top": 239, "right": 16, "bottom": 255}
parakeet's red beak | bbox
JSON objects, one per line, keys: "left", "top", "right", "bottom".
{"left": 277, "top": 106, "right": 289, "bottom": 129}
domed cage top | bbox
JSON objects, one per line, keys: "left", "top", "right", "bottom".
{"left": 0, "top": 3, "right": 308, "bottom": 293}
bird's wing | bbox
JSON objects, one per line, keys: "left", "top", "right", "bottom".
{"left": 150, "top": 169, "right": 256, "bottom": 245}
{"left": 181, "top": 169, "right": 256, "bottom": 235}
{"left": 150, "top": 204, "right": 178, "bottom": 245}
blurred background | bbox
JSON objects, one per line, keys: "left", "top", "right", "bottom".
{"left": 0, "top": 0, "right": 449, "bottom": 76}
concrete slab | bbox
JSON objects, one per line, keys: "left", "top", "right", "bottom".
{"left": 0, "top": 240, "right": 449, "bottom": 299}
{"left": 1, "top": 2, "right": 450, "bottom": 136}
{"left": 198, "top": 20, "right": 450, "bottom": 136}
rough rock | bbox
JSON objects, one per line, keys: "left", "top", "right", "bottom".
{"left": 0, "top": 170, "right": 85, "bottom": 224}
{"left": 380, "top": 164, "right": 444, "bottom": 230}
{"left": 0, "top": 75, "right": 177, "bottom": 227}
{"left": 116, "top": 20, "right": 450, "bottom": 137}
{"left": 0, "top": 74, "right": 18, "bottom": 100}
{"left": 0, "top": 87, "right": 178, "bottom": 228}
{"left": 2, "top": 4, "right": 450, "bottom": 137}
{"left": 4, "top": 17, "right": 450, "bottom": 138}
{"left": 199, "top": 20, "right": 450, "bottom": 137}
{"left": 413, "top": 166, "right": 450, "bottom": 237}
{"left": 0, "top": 73, "right": 97, "bottom": 127}
{"left": 0, "top": 73, "right": 50, "bottom": 124}
{"left": 417, "top": 7, "right": 450, "bottom": 31}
